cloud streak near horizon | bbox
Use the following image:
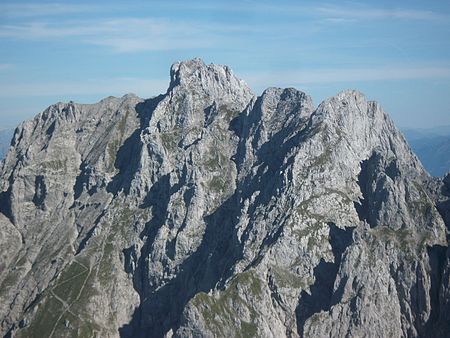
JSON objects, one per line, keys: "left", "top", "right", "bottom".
{"left": 1, "top": 65, "right": 449, "bottom": 99}
{"left": 244, "top": 66, "right": 450, "bottom": 90}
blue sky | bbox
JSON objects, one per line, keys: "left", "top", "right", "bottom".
{"left": 0, "top": 0, "right": 450, "bottom": 129}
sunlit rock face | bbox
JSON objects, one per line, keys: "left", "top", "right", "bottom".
{"left": 1, "top": 58, "right": 449, "bottom": 338}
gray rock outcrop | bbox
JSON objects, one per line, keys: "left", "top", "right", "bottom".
{"left": 0, "top": 58, "right": 449, "bottom": 337}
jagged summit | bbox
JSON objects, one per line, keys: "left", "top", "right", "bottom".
{"left": 170, "top": 58, "right": 244, "bottom": 86}
{"left": 168, "top": 58, "right": 252, "bottom": 100}
{"left": 0, "top": 60, "right": 449, "bottom": 338}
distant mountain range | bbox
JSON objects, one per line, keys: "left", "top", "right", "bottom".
{"left": 0, "top": 129, "right": 13, "bottom": 160}
{"left": 402, "top": 126, "right": 450, "bottom": 177}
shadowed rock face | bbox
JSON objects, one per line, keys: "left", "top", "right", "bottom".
{"left": 0, "top": 58, "right": 449, "bottom": 338}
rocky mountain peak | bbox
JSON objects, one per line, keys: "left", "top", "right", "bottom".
{"left": 168, "top": 58, "right": 253, "bottom": 102}
{"left": 0, "top": 59, "right": 449, "bottom": 338}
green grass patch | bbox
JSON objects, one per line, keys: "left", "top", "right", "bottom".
{"left": 240, "top": 321, "right": 258, "bottom": 337}
{"left": 369, "top": 226, "right": 432, "bottom": 262}
{"left": 53, "top": 311, "right": 101, "bottom": 338}
{"left": 0, "top": 271, "right": 21, "bottom": 297}
{"left": 19, "top": 295, "right": 62, "bottom": 338}
{"left": 271, "top": 266, "right": 305, "bottom": 289}
{"left": 191, "top": 271, "right": 262, "bottom": 337}
{"left": 160, "top": 130, "right": 180, "bottom": 151}
{"left": 41, "top": 159, "right": 67, "bottom": 171}
{"left": 107, "top": 139, "right": 119, "bottom": 167}
{"left": 53, "top": 272, "right": 88, "bottom": 305}
{"left": 98, "top": 242, "right": 114, "bottom": 285}
{"left": 208, "top": 176, "right": 226, "bottom": 193}
{"left": 57, "top": 261, "right": 87, "bottom": 282}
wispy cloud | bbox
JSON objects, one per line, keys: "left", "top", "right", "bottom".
{"left": 159, "top": 2, "right": 447, "bottom": 22}
{"left": 0, "top": 17, "right": 266, "bottom": 52}
{"left": 0, "top": 64, "right": 14, "bottom": 71}
{"left": 315, "top": 5, "right": 446, "bottom": 22}
{"left": 81, "top": 18, "right": 220, "bottom": 52}
{"left": 0, "top": 3, "right": 101, "bottom": 18}
{"left": 0, "top": 2, "right": 445, "bottom": 54}
{"left": 0, "top": 2, "right": 445, "bottom": 23}
{"left": 2, "top": 65, "right": 449, "bottom": 99}
{"left": 244, "top": 66, "right": 450, "bottom": 88}
{"left": 143, "top": 1, "right": 446, "bottom": 20}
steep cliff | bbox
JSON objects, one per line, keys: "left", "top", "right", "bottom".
{"left": 0, "top": 59, "right": 449, "bottom": 338}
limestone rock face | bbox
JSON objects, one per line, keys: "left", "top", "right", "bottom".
{"left": 0, "top": 59, "right": 449, "bottom": 338}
